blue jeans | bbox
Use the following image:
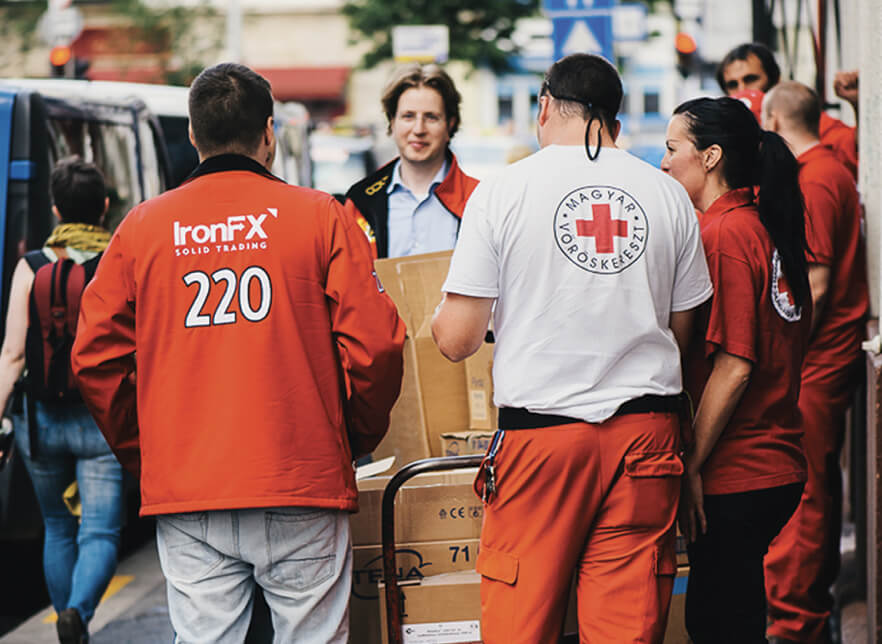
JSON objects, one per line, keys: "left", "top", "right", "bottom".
{"left": 13, "top": 399, "right": 125, "bottom": 624}
{"left": 156, "top": 507, "right": 351, "bottom": 643}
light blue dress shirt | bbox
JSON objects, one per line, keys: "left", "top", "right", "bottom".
{"left": 386, "top": 158, "right": 459, "bottom": 258}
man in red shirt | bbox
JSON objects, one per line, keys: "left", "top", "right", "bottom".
{"left": 761, "top": 80, "right": 869, "bottom": 644}
{"left": 71, "top": 63, "right": 406, "bottom": 642}
{"left": 717, "top": 43, "right": 858, "bottom": 179}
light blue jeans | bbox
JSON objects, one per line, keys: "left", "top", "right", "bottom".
{"left": 13, "top": 399, "right": 125, "bottom": 624}
{"left": 156, "top": 507, "right": 351, "bottom": 644}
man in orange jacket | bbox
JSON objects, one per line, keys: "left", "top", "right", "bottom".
{"left": 761, "top": 81, "right": 868, "bottom": 644}
{"left": 71, "top": 63, "right": 406, "bottom": 643}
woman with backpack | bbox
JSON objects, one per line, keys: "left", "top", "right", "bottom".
{"left": 0, "top": 157, "right": 124, "bottom": 644}
{"left": 661, "top": 97, "right": 811, "bottom": 643}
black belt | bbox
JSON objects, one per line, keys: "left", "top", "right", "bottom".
{"left": 498, "top": 394, "right": 685, "bottom": 430}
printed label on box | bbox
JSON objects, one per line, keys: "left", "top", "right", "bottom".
{"left": 402, "top": 620, "right": 481, "bottom": 643}
{"left": 469, "top": 391, "right": 488, "bottom": 421}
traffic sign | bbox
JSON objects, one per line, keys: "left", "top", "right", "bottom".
{"left": 392, "top": 25, "right": 449, "bottom": 64}
{"left": 545, "top": 0, "right": 614, "bottom": 11}
{"left": 613, "top": 3, "right": 648, "bottom": 41}
{"left": 38, "top": 5, "right": 84, "bottom": 46}
{"left": 552, "top": 15, "right": 614, "bottom": 63}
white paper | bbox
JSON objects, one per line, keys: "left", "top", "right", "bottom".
{"left": 401, "top": 620, "right": 481, "bottom": 644}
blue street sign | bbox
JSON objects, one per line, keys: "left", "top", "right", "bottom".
{"left": 544, "top": 0, "right": 614, "bottom": 11}
{"left": 552, "top": 14, "right": 614, "bottom": 63}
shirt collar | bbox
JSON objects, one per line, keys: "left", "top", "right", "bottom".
{"left": 182, "top": 153, "right": 285, "bottom": 185}
{"left": 387, "top": 157, "right": 450, "bottom": 195}
{"left": 704, "top": 186, "right": 755, "bottom": 220}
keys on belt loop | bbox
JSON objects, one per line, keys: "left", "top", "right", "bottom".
{"left": 481, "top": 430, "right": 504, "bottom": 503}
{"left": 483, "top": 462, "right": 497, "bottom": 502}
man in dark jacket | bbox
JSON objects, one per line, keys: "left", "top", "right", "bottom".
{"left": 343, "top": 64, "right": 478, "bottom": 258}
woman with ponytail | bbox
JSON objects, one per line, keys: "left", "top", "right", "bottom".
{"left": 661, "top": 96, "right": 811, "bottom": 644}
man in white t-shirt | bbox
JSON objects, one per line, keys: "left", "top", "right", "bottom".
{"left": 432, "top": 54, "right": 713, "bottom": 643}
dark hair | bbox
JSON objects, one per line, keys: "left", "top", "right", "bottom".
{"left": 381, "top": 64, "right": 461, "bottom": 138}
{"left": 541, "top": 53, "right": 622, "bottom": 134}
{"left": 716, "top": 43, "right": 781, "bottom": 93}
{"left": 50, "top": 157, "right": 106, "bottom": 225}
{"left": 674, "top": 97, "right": 810, "bottom": 308}
{"left": 188, "top": 63, "right": 274, "bottom": 157}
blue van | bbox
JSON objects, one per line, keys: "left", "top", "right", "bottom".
{"left": 0, "top": 82, "right": 171, "bottom": 541}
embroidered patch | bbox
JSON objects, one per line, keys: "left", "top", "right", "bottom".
{"left": 770, "top": 249, "right": 802, "bottom": 321}
{"left": 553, "top": 185, "right": 649, "bottom": 274}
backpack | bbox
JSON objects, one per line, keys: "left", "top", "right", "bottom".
{"left": 24, "top": 250, "right": 101, "bottom": 402}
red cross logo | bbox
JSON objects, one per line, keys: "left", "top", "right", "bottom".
{"left": 777, "top": 274, "right": 794, "bottom": 306}
{"left": 575, "top": 204, "right": 629, "bottom": 253}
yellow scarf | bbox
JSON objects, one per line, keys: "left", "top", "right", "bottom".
{"left": 44, "top": 223, "right": 111, "bottom": 253}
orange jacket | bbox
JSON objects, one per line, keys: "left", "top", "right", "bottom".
{"left": 72, "top": 155, "right": 406, "bottom": 516}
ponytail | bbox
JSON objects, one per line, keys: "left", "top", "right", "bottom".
{"left": 755, "top": 130, "right": 810, "bottom": 308}
{"left": 674, "top": 97, "right": 810, "bottom": 308}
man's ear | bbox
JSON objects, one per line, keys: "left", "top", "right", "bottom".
{"left": 446, "top": 117, "right": 457, "bottom": 139}
{"left": 610, "top": 119, "right": 622, "bottom": 142}
{"left": 188, "top": 122, "right": 197, "bottom": 148}
{"left": 263, "top": 116, "right": 277, "bottom": 168}
{"left": 264, "top": 115, "right": 274, "bottom": 144}
{"left": 51, "top": 205, "right": 62, "bottom": 223}
{"left": 537, "top": 95, "right": 551, "bottom": 126}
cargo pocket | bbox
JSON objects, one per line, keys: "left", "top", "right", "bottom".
{"left": 476, "top": 544, "right": 518, "bottom": 585}
{"left": 624, "top": 451, "right": 684, "bottom": 478}
{"left": 266, "top": 508, "right": 337, "bottom": 591}
{"left": 653, "top": 533, "right": 677, "bottom": 578}
{"left": 616, "top": 450, "right": 684, "bottom": 529}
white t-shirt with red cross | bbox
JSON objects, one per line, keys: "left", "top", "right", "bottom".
{"left": 442, "top": 145, "right": 713, "bottom": 423}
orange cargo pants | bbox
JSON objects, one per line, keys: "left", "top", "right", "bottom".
{"left": 765, "top": 360, "right": 858, "bottom": 643}
{"left": 474, "top": 413, "right": 683, "bottom": 644}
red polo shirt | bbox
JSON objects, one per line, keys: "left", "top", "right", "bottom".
{"left": 688, "top": 188, "right": 809, "bottom": 495}
{"left": 798, "top": 144, "right": 868, "bottom": 379}
{"left": 819, "top": 112, "right": 857, "bottom": 180}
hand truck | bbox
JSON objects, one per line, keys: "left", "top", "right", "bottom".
{"left": 381, "top": 454, "right": 484, "bottom": 644}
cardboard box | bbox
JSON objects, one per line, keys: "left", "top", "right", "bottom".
{"left": 439, "top": 431, "right": 494, "bottom": 457}
{"left": 412, "top": 324, "right": 470, "bottom": 455}
{"left": 373, "top": 251, "right": 469, "bottom": 461}
{"left": 351, "top": 540, "right": 480, "bottom": 644}
{"left": 351, "top": 469, "right": 482, "bottom": 547}
{"left": 663, "top": 566, "right": 689, "bottom": 644}
{"left": 379, "top": 571, "right": 482, "bottom": 644}
{"left": 376, "top": 566, "right": 688, "bottom": 644}
{"left": 463, "top": 341, "right": 497, "bottom": 430}
{"left": 371, "top": 337, "right": 431, "bottom": 467}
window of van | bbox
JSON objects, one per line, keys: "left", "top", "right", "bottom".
{"left": 46, "top": 118, "right": 140, "bottom": 231}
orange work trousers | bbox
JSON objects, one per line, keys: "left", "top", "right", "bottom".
{"left": 474, "top": 413, "right": 683, "bottom": 644}
{"left": 765, "top": 361, "right": 858, "bottom": 643}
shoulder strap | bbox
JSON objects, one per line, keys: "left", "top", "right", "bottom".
{"left": 81, "top": 252, "right": 102, "bottom": 282}
{"left": 23, "top": 249, "right": 51, "bottom": 273}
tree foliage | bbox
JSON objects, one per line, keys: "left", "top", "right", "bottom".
{"left": 342, "top": 0, "right": 540, "bottom": 73}
{"left": 0, "top": 1, "right": 46, "bottom": 69}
